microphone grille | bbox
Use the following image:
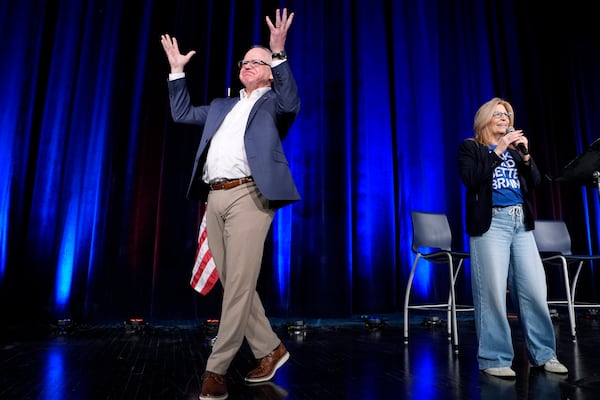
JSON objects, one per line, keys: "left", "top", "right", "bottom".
{"left": 506, "top": 126, "right": 515, "bottom": 134}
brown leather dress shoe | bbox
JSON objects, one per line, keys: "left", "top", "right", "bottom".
{"left": 199, "top": 371, "right": 228, "bottom": 400}
{"left": 245, "top": 342, "right": 290, "bottom": 383}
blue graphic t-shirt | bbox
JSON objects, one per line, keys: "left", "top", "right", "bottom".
{"left": 489, "top": 145, "right": 523, "bottom": 206}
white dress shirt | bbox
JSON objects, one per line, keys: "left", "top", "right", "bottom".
{"left": 202, "top": 86, "right": 271, "bottom": 183}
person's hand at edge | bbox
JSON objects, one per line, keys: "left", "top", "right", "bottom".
{"left": 160, "top": 34, "right": 197, "bottom": 74}
{"left": 266, "top": 8, "right": 294, "bottom": 54}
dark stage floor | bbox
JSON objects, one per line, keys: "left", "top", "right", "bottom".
{"left": 1, "top": 311, "right": 600, "bottom": 399}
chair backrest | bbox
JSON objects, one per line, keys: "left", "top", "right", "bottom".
{"left": 411, "top": 210, "right": 453, "bottom": 253}
{"left": 533, "top": 220, "right": 573, "bottom": 255}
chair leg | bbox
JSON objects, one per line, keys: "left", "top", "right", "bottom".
{"left": 445, "top": 264, "right": 453, "bottom": 342}
{"left": 557, "top": 259, "right": 576, "bottom": 341}
{"left": 447, "top": 255, "right": 459, "bottom": 353}
{"left": 446, "top": 295, "right": 452, "bottom": 342}
{"left": 568, "top": 261, "right": 586, "bottom": 342}
{"left": 404, "top": 256, "right": 420, "bottom": 344}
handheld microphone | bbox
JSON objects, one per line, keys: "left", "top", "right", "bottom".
{"left": 506, "top": 126, "right": 529, "bottom": 155}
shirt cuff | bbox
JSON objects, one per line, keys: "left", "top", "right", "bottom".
{"left": 271, "top": 59, "right": 286, "bottom": 67}
{"left": 168, "top": 72, "right": 185, "bottom": 81}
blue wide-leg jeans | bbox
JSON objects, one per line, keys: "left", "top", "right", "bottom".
{"left": 470, "top": 205, "right": 557, "bottom": 370}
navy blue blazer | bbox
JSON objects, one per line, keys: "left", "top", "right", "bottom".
{"left": 458, "top": 139, "right": 541, "bottom": 236}
{"left": 168, "top": 61, "right": 301, "bottom": 208}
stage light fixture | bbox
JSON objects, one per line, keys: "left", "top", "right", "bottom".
{"left": 584, "top": 309, "right": 599, "bottom": 320}
{"left": 52, "top": 318, "right": 75, "bottom": 335}
{"left": 203, "top": 319, "right": 219, "bottom": 347}
{"left": 287, "top": 320, "right": 307, "bottom": 335}
{"left": 422, "top": 316, "right": 442, "bottom": 327}
{"left": 360, "top": 315, "right": 386, "bottom": 331}
{"left": 124, "top": 317, "right": 148, "bottom": 334}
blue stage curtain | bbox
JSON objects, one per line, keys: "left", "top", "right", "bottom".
{"left": 1, "top": 0, "right": 599, "bottom": 321}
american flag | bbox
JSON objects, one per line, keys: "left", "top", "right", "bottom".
{"left": 190, "top": 205, "right": 218, "bottom": 295}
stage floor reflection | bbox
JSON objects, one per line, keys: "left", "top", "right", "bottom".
{"left": 1, "top": 312, "right": 599, "bottom": 399}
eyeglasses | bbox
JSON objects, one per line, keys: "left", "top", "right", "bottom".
{"left": 237, "top": 59, "right": 270, "bottom": 69}
{"left": 492, "top": 111, "right": 513, "bottom": 119}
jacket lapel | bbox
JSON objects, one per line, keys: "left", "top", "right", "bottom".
{"left": 246, "top": 91, "right": 273, "bottom": 126}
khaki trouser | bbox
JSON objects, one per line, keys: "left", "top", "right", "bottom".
{"left": 205, "top": 182, "right": 280, "bottom": 374}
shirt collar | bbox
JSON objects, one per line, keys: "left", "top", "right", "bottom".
{"left": 239, "top": 86, "right": 271, "bottom": 100}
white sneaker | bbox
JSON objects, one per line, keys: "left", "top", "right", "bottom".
{"left": 544, "top": 358, "right": 568, "bottom": 374}
{"left": 483, "top": 367, "right": 516, "bottom": 377}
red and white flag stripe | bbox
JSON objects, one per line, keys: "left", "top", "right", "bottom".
{"left": 190, "top": 206, "right": 218, "bottom": 295}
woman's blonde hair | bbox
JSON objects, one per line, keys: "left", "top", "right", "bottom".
{"left": 472, "top": 97, "right": 515, "bottom": 145}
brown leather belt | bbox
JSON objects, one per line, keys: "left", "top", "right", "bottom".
{"left": 209, "top": 176, "right": 254, "bottom": 191}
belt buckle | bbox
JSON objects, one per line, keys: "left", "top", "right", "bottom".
{"left": 209, "top": 178, "right": 228, "bottom": 191}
